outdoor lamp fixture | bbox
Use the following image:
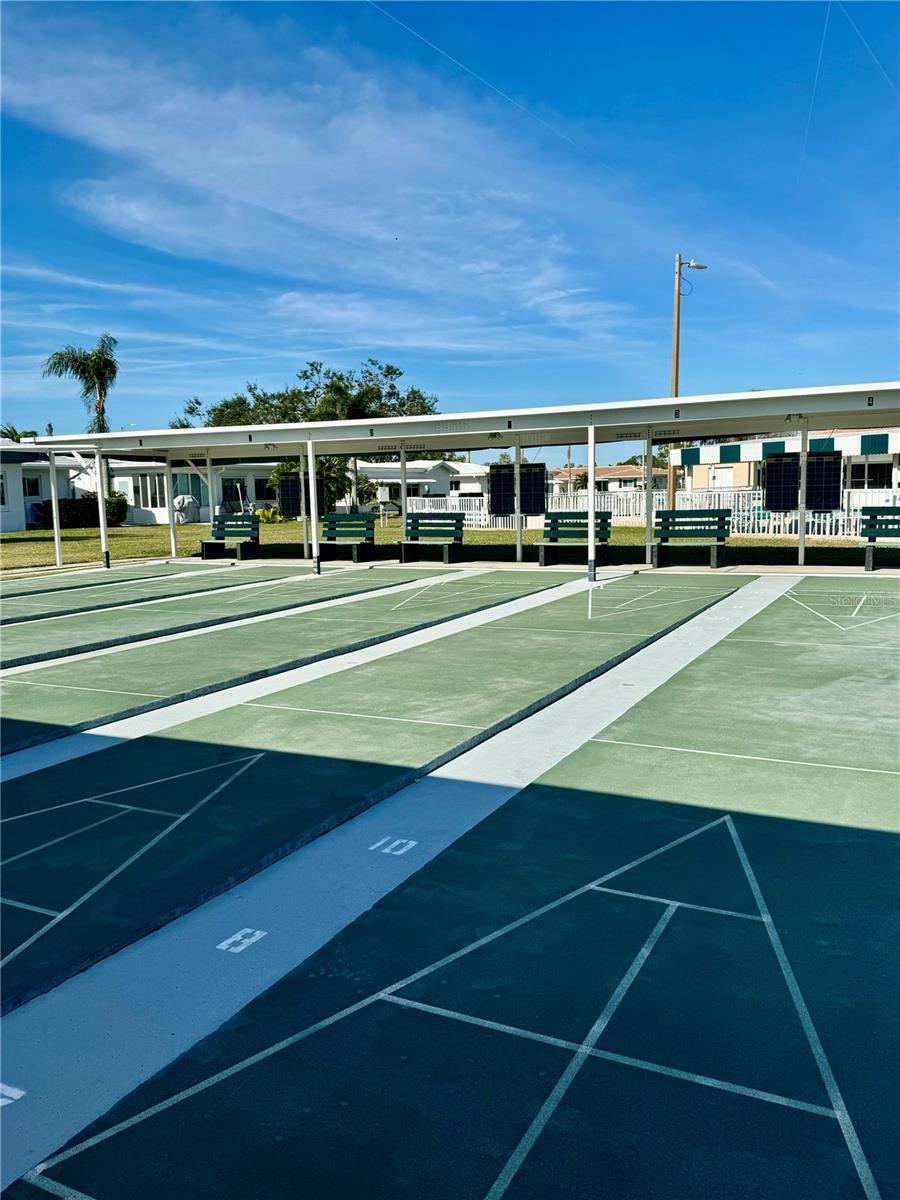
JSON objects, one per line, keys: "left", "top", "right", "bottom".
{"left": 667, "top": 253, "right": 709, "bottom": 506}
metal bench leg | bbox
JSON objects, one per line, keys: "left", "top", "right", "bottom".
{"left": 864, "top": 543, "right": 875, "bottom": 573}
{"left": 201, "top": 540, "right": 226, "bottom": 560}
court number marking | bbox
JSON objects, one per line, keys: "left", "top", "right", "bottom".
{"left": 216, "top": 928, "right": 268, "bottom": 954}
{"left": 0, "top": 1083, "right": 25, "bottom": 1107}
{"left": 369, "top": 837, "right": 418, "bottom": 856}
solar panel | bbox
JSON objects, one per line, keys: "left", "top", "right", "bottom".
{"left": 488, "top": 463, "right": 547, "bottom": 515}
{"left": 278, "top": 474, "right": 325, "bottom": 518}
{"left": 764, "top": 452, "right": 843, "bottom": 511}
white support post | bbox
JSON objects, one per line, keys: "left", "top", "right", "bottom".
{"left": 205, "top": 454, "right": 215, "bottom": 529}
{"left": 163, "top": 456, "right": 178, "bottom": 559}
{"left": 644, "top": 427, "right": 654, "bottom": 565}
{"left": 587, "top": 424, "right": 597, "bottom": 581}
{"left": 95, "top": 450, "right": 110, "bottom": 568}
{"left": 798, "top": 420, "right": 808, "bottom": 567}
{"left": 299, "top": 455, "right": 309, "bottom": 558}
{"left": 47, "top": 450, "right": 63, "bottom": 569}
{"left": 400, "top": 443, "right": 408, "bottom": 532}
{"left": 514, "top": 441, "right": 523, "bottom": 563}
{"left": 306, "top": 440, "right": 320, "bottom": 574}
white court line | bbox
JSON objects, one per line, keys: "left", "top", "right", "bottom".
{"left": 30, "top": 817, "right": 727, "bottom": 1179}
{"left": 614, "top": 588, "right": 660, "bottom": 608}
{"left": 851, "top": 594, "right": 869, "bottom": 618}
{"left": 848, "top": 609, "right": 900, "bottom": 629}
{"left": 784, "top": 593, "right": 845, "bottom": 629}
{"left": 728, "top": 637, "right": 891, "bottom": 650}
{"left": 390, "top": 579, "right": 446, "bottom": 611}
{"left": 1, "top": 897, "right": 61, "bottom": 917}
{"left": 1, "top": 809, "right": 129, "bottom": 867}
{"left": 483, "top": 904, "right": 677, "bottom": 1200}
{"left": 380, "top": 995, "right": 835, "bottom": 1118}
{"left": 243, "top": 702, "right": 482, "bottom": 731}
{"left": 1, "top": 680, "right": 164, "bottom": 699}
{"left": 19, "top": 1175, "right": 98, "bottom": 1200}
{"left": 0, "top": 760, "right": 253, "bottom": 823}
{"left": 0, "top": 756, "right": 261, "bottom": 968}
{"left": 1, "top": 564, "right": 238, "bottom": 605}
{"left": 589, "top": 736, "right": 900, "bottom": 777}
{"left": 589, "top": 884, "right": 761, "bottom": 921}
{"left": 725, "top": 817, "right": 881, "bottom": 1200}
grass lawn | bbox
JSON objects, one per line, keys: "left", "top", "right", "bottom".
{"left": 0, "top": 518, "right": 858, "bottom": 573}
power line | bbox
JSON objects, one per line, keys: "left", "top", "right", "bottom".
{"left": 837, "top": 2, "right": 899, "bottom": 96}
{"left": 366, "top": 1, "right": 613, "bottom": 170}
{"left": 797, "top": 1, "right": 832, "bottom": 186}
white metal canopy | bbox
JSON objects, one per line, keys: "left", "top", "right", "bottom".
{"left": 25, "top": 382, "right": 900, "bottom": 462}
{"left": 24, "top": 381, "right": 900, "bottom": 575}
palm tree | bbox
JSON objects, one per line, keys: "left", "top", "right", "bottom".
{"left": 42, "top": 333, "right": 119, "bottom": 433}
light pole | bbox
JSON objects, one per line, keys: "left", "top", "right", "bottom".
{"left": 667, "top": 253, "right": 707, "bottom": 508}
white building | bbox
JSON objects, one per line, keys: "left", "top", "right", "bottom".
{"left": 354, "top": 458, "right": 488, "bottom": 501}
{"left": 0, "top": 439, "right": 82, "bottom": 532}
{"left": 549, "top": 464, "right": 668, "bottom": 493}
{"left": 671, "top": 428, "right": 900, "bottom": 492}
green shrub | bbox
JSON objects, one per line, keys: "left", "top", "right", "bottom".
{"left": 256, "top": 506, "right": 284, "bottom": 523}
{"left": 36, "top": 491, "right": 128, "bottom": 529}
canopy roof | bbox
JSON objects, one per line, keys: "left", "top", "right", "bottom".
{"left": 25, "top": 382, "right": 900, "bottom": 464}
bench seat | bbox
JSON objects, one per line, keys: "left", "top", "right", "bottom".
{"left": 400, "top": 513, "right": 465, "bottom": 564}
{"left": 537, "top": 512, "right": 612, "bottom": 567}
{"left": 201, "top": 513, "right": 260, "bottom": 560}
{"left": 322, "top": 512, "right": 376, "bottom": 562}
{"left": 861, "top": 507, "right": 900, "bottom": 572}
{"left": 651, "top": 509, "right": 731, "bottom": 569}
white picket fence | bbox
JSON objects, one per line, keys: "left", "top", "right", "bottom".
{"left": 406, "top": 489, "right": 899, "bottom": 537}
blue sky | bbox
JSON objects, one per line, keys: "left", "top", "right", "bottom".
{"left": 2, "top": 1, "right": 897, "bottom": 465}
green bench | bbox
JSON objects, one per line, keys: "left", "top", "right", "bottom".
{"left": 861, "top": 506, "right": 900, "bottom": 572}
{"left": 400, "top": 512, "right": 465, "bottom": 564}
{"left": 651, "top": 509, "right": 731, "bottom": 569}
{"left": 536, "top": 511, "right": 612, "bottom": 567}
{"left": 322, "top": 511, "right": 376, "bottom": 562}
{"left": 201, "top": 512, "right": 260, "bottom": 560}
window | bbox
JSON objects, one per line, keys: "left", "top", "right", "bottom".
{"left": 254, "top": 477, "right": 276, "bottom": 503}
{"left": 449, "top": 479, "right": 460, "bottom": 492}
{"left": 172, "top": 473, "right": 209, "bottom": 505}
{"left": 0, "top": 473, "right": 6, "bottom": 507}
{"left": 222, "top": 478, "right": 244, "bottom": 504}
{"left": 849, "top": 460, "right": 893, "bottom": 489}
{"left": 136, "top": 474, "right": 164, "bottom": 508}
{"left": 23, "top": 475, "right": 41, "bottom": 498}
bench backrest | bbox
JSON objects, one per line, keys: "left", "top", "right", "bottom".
{"left": 210, "top": 513, "right": 259, "bottom": 540}
{"left": 542, "top": 511, "right": 613, "bottom": 543}
{"left": 322, "top": 511, "right": 376, "bottom": 542}
{"left": 860, "top": 506, "right": 900, "bottom": 542}
{"left": 654, "top": 509, "right": 731, "bottom": 542}
{"left": 404, "top": 512, "right": 465, "bottom": 542}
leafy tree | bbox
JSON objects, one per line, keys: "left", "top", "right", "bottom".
{"left": 573, "top": 470, "right": 589, "bottom": 491}
{"left": 0, "top": 423, "right": 37, "bottom": 442}
{"left": 622, "top": 447, "right": 670, "bottom": 469}
{"left": 42, "top": 333, "right": 119, "bottom": 433}
{"left": 492, "top": 451, "right": 513, "bottom": 465}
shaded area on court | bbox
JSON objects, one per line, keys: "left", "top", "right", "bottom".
{"left": 12, "top": 775, "right": 895, "bottom": 1200}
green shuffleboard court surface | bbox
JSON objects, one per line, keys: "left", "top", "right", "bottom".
{"left": 0, "top": 562, "right": 325, "bottom": 623}
{"left": 1, "top": 571, "right": 578, "bottom": 752}
{"left": 0, "top": 559, "right": 232, "bottom": 599}
{"left": 17, "top": 579, "right": 896, "bottom": 1199}
{"left": 0, "top": 574, "right": 740, "bottom": 1012}
{"left": 0, "top": 566, "right": 449, "bottom": 667}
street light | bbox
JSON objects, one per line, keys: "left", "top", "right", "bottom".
{"left": 667, "top": 253, "right": 708, "bottom": 507}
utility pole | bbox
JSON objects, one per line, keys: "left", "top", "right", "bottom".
{"left": 667, "top": 254, "right": 707, "bottom": 508}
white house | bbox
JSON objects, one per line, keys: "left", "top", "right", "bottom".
{"left": 354, "top": 458, "right": 488, "bottom": 501}
{"left": 549, "top": 464, "right": 668, "bottom": 494}
{"left": 0, "top": 439, "right": 80, "bottom": 532}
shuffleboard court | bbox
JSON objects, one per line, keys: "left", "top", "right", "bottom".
{"left": 0, "top": 559, "right": 239, "bottom": 599}
{"left": 0, "top": 574, "right": 739, "bottom": 1013}
{"left": 15, "top": 578, "right": 895, "bottom": 1200}
{"left": 0, "top": 566, "right": 446, "bottom": 667}
{"left": 1, "top": 571, "right": 579, "bottom": 752}
{"left": 0, "top": 562, "right": 326, "bottom": 623}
